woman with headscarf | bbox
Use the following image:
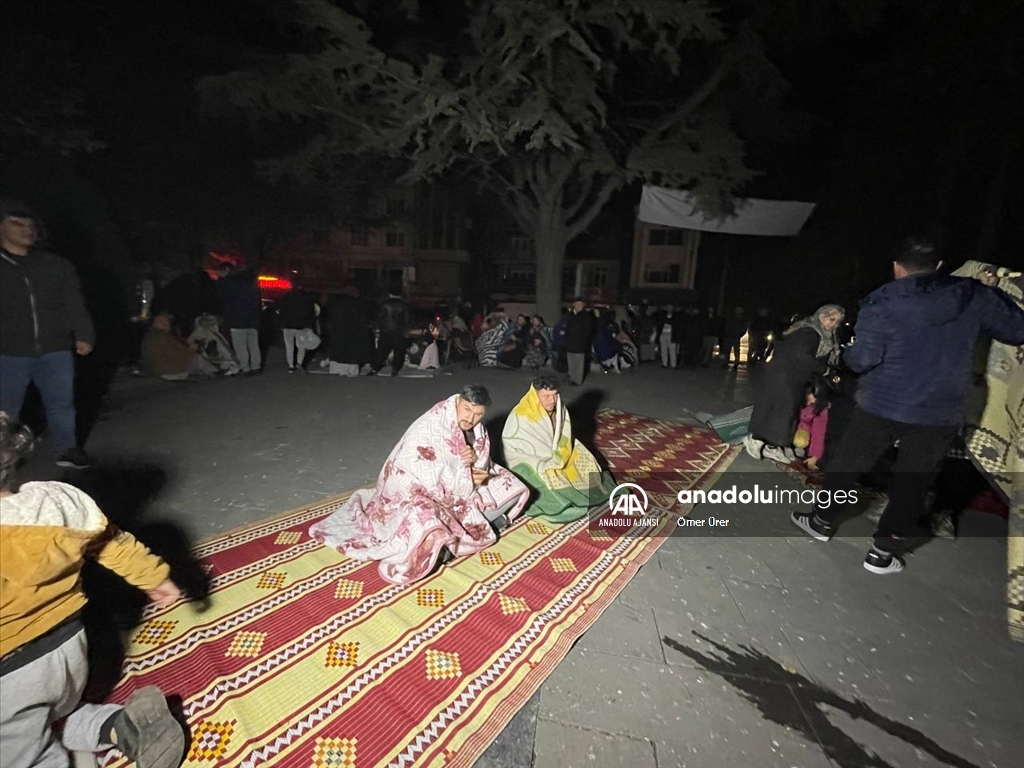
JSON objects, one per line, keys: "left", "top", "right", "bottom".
{"left": 745, "top": 304, "right": 845, "bottom": 464}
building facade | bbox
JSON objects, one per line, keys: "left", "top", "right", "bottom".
{"left": 487, "top": 233, "right": 621, "bottom": 306}
{"left": 260, "top": 185, "right": 471, "bottom": 305}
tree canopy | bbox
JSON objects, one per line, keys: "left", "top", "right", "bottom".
{"left": 202, "top": 0, "right": 787, "bottom": 318}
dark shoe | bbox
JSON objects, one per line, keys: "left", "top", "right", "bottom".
{"left": 56, "top": 448, "right": 93, "bottom": 470}
{"left": 790, "top": 511, "right": 832, "bottom": 542}
{"left": 111, "top": 686, "right": 185, "bottom": 768}
{"left": 288, "top": 367, "right": 296, "bottom": 373}
{"left": 492, "top": 513, "right": 511, "bottom": 532}
{"left": 863, "top": 547, "right": 905, "bottom": 575}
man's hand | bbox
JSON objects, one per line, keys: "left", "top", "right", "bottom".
{"left": 75, "top": 341, "right": 93, "bottom": 356}
{"left": 460, "top": 444, "right": 477, "bottom": 467}
{"left": 146, "top": 579, "right": 182, "bottom": 608}
{"left": 471, "top": 468, "right": 490, "bottom": 487}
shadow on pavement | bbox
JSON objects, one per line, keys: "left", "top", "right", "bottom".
{"left": 61, "top": 459, "right": 212, "bottom": 702}
{"left": 663, "top": 632, "right": 983, "bottom": 768}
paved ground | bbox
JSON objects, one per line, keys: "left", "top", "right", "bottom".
{"left": 23, "top": 350, "right": 1024, "bottom": 768}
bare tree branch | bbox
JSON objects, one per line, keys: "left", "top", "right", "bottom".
{"left": 567, "top": 172, "right": 623, "bottom": 239}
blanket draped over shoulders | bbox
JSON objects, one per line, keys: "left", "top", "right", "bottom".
{"left": 309, "top": 395, "right": 528, "bottom": 585}
{"left": 502, "top": 387, "right": 614, "bottom": 523}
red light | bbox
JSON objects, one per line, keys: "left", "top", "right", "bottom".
{"left": 258, "top": 275, "right": 293, "bottom": 291}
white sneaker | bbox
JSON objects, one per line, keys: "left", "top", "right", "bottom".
{"left": 761, "top": 445, "right": 790, "bottom": 464}
{"left": 744, "top": 434, "right": 765, "bottom": 460}
{"left": 863, "top": 548, "right": 905, "bottom": 574}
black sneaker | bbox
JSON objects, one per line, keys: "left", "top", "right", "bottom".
{"left": 111, "top": 686, "right": 184, "bottom": 768}
{"left": 790, "top": 511, "right": 832, "bottom": 542}
{"left": 863, "top": 547, "right": 905, "bottom": 575}
{"left": 56, "top": 448, "right": 93, "bottom": 469}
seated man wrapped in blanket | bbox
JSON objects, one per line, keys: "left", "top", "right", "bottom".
{"left": 502, "top": 376, "right": 615, "bottom": 523}
{"left": 310, "top": 385, "right": 529, "bottom": 585}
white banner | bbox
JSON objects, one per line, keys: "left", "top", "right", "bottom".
{"left": 639, "top": 185, "right": 816, "bottom": 237}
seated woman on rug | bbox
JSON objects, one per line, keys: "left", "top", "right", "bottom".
{"left": 744, "top": 304, "right": 845, "bottom": 464}
{"left": 309, "top": 385, "right": 530, "bottom": 585}
{"left": 501, "top": 376, "right": 614, "bottom": 523}
{"left": 475, "top": 315, "right": 508, "bottom": 367}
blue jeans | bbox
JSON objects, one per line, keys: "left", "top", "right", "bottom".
{"left": 0, "top": 351, "right": 78, "bottom": 451}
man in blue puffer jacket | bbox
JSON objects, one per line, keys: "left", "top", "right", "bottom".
{"left": 792, "top": 237, "right": 1024, "bottom": 574}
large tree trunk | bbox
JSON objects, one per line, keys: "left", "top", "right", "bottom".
{"left": 532, "top": 214, "right": 569, "bottom": 325}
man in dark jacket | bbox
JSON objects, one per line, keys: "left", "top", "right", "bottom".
{"left": 792, "top": 237, "right": 1024, "bottom": 574}
{"left": 372, "top": 289, "right": 410, "bottom": 376}
{"left": 218, "top": 267, "right": 264, "bottom": 374}
{"left": 564, "top": 298, "right": 595, "bottom": 385}
{"left": 0, "top": 200, "right": 96, "bottom": 468}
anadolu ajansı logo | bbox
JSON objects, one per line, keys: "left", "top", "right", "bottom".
{"left": 608, "top": 483, "right": 649, "bottom": 516}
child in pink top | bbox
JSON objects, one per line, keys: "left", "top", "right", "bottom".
{"left": 793, "top": 378, "right": 831, "bottom": 471}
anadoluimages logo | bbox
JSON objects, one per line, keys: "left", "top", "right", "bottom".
{"left": 608, "top": 483, "right": 649, "bottom": 516}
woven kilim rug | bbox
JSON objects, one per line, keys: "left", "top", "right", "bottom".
{"left": 99, "top": 410, "right": 739, "bottom": 768}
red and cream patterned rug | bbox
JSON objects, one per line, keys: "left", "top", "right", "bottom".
{"left": 99, "top": 410, "right": 740, "bottom": 767}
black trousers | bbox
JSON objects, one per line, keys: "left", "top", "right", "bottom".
{"left": 373, "top": 331, "right": 407, "bottom": 374}
{"left": 815, "top": 407, "right": 957, "bottom": 553}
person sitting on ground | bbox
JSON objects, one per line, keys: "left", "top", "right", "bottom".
{"left": 497, "top": 314, "right": 529, "bottom": 369}
{"left": 502, "top": 376, "right": 614, "bottom": 523}
{"left": 593, "top": 314, "right": 624, "bottom": 373}
{"left": 794, "top": 376, "right": 832, "bottom": 472}
{"left": 140, "top": 313, "right": 219, "bottom": 379}
{"left": 187, "top": 314, "right": 241, "bottom": 375}
{"left": 405, "top": 320, "right": 443, "bottom": 370}
{"left": 745, "top": 304, "right": 845, "bottom": 464}
{"left": 523, "top": 315, "right": 551, "bottom": 371}
{"left": 309, "top": 385, "right": 530, "bottom": 585}
{"left": 475, "top": 314, "right": 508, "bottom": 367}
{"left": 0, "top": 412, "right": 184, "bottom": 768}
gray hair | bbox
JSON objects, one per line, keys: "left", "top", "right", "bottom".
{"left": 460, "top": 384, "right": 491, "bottom": 407}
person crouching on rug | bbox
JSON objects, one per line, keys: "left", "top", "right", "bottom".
{"left": 502, "top": 376, "right": 614, "bottom": 523}
{"left": 0, "top": 412, "right": 185, "bottom": 768}
{"left": 309, "top": 385, "right": 530, "bottom": 585}
{"left": 794, "top": 376, "right": 831, "bottom": 472}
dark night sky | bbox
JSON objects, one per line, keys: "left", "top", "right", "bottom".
{"left": 4, "top": 0, "right": 1022, "bottom": 312}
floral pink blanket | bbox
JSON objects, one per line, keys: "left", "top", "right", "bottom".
{"left": 309, "top": 395, "right": 529, "bottom": 585}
